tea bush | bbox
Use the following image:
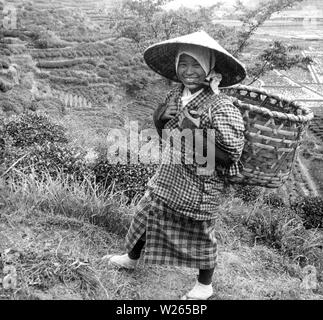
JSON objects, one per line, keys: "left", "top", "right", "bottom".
{"left": 2, "top": 112, "right": 68, "bottom": 148}
{"left": 1, "top": 112, "right": 90, "bottom": 180}
{"left": 49, "top": 76, "right": 89, "bottom": 86}
{"left": 97, "top": 69, "right": 110, "bottom": 79}
{"left": 28, "top": 142, "right": 89, "bottom": 178}
{"left": 2, "top": 139, "right": 91, "bottom": 182}
{"left": 92, "top": 155, "right": 157, "bottom": 201}
{"left": 244, "top": 203, "right": 323, "bottom": 272}
{"left": 291, "top": 196, "right": 323, "bottom": 229}
{"left": 0, "top": 79, "right": 13, "bottom": 92}
{"left": 233, "top": 184, "right": 264, "bottom": 203}
{"left": 123, "top": 76, "right": 148, "bottom": 96}
{"left": 263, "top": 192, "right": 286, "bottom": 208}
{"left": 34, "top": 39, "right": 49, "bottom": 49}
{"left": 244, "top": 206, "right": 302, "bottom": 250}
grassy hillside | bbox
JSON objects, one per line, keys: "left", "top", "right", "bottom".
{"left": 1, "top": 171, "right": 322, "bottom": 300}
{"left": 1, "top": 0, "right": 323, "bottom": 300}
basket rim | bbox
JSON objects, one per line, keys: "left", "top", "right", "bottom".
{"left": 222, "top": 84, "right": 314, "bottom": 123}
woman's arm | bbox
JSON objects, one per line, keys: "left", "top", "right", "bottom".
{"left": 179, "top": 102, "right": 245, "bottom": 168}
{"left": 209, "top": 102, "right": 245, "bottom": 164}
{"left": 179, "top": 108, "right": 232, "bottom": 165}
{"left": 153, "top": 103, "right": 169, "bottom": 138}
{"left": 196, "top": 130, "right": 233, "bottom": 165}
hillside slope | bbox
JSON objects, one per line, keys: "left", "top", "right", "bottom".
{"left": 1, "top": 0, "right": 323, "bottom": 300}
{"left": 1, "top": 173, "right": 322, "bottom": 300}
{"left": 0, "top": 202, "right": 322, "bottom": 300}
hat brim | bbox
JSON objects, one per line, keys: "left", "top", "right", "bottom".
{"left": 143, "top": 34, "right": 246, "bottom": 88}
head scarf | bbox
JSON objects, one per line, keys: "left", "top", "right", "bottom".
{"left": 175, "top": 44, "right": 222, "bottom": 94}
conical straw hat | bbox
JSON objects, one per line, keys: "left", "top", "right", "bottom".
{"left": 144, "top": 30, "right": 246, "bottom": 87}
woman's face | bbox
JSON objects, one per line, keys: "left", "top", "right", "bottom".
{"left": 177, "top": 54, "right": 207, "bottom": 93}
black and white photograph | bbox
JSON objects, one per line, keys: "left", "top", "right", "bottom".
{"left": 0, "top": 0, "right": 323, "bottom": 305}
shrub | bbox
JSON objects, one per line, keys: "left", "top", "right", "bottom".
{"left": 25, "top": 142, "right": 90, "bottom": 179}
{"left": 98, "top": 63, "right": 107, "bottom": 69}
{"left": 2, "top": 139, "right": 91, "bottom": 181}
{"left": 244, "top": 206, "right": 303, "bottom": 251}
{"left": 34, "top": 39, "right": 48, "bottom": 49}
{"left": 37, "top": 52, "right": 46, "bottom": 59}
{"left": 0, "top": 59, "right": 9, "bottom": 68}
{"left": 36, "top": 58, "right": 91, "bottom": 69}
{"left": 123, "top": 76, "right": 148, "bottom": 96}
{"left": 37, "top": 72, "right": 49, "bottom": 79}
{"left": 1, "top": 100, "right": 16, "bottom": 114}
{"left": 263, "top": 192, "right": 286, "bottom": 208}
{"left": 92, "top": 155, "right": 157, "bottom": 202}
{"left": 1, "top": 112, "right": 91, "bottom": 180}
{"left": 5, "top": 171, "right": 132, "bottom": 237}
{"left": 97, "top": 69, "right": 110, "bottom": 79}
{"left": 243, "top": 203, "right": 323, "bottom": 272}
{"left": 87, "top": 59, "right": 97, "bottom": 66}
{"left": 49, "top": 76, "right": 89, "bottom": 86}
{"left": 291, "top": 196, "right": 323, "bottom": 229}
{"left": 0, "top": 79, "right": 13, "bottom": 92}
{"left": 2, "top": 112, "right": 68, "bottom": 148}
{"left": 233, "top": 184, "right": 264, "bottom": 203}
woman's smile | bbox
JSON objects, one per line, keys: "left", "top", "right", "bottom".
{"left": 183, "top": 77, "right": 199, "bottom": 82}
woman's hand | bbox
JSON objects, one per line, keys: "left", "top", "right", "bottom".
{"left": 160, "top": 104, "right": 178, "bottom": 120}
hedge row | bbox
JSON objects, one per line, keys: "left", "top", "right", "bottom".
{"left": 48, "top": 76, "right": 89, "bottom": 86}
{"left": 36, "top": 58, "right": 97, "bottom": 69}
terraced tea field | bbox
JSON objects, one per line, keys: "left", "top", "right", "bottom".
{"left": 1, "top": 0, "right": 167, "bottom": 131}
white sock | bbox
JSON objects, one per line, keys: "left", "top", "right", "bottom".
{"left": 184, "top": 281, "right": 213, "bottom": 300}
{"left": 103, "top": 253, "right": 138, "bottom": 269}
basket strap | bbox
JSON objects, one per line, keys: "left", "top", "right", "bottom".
{"left": 196, "top": 94, "right": 232, "bottom": 126}
{"left": 209, "top": 107, "right": 212, "bottom": 125}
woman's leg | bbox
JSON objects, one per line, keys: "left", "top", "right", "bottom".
{"left": 198, "top": 267, "right": 215, "bottom": 285}
{"left": 127, "top": 232, "right": 146, "bottom": 260}
{"left": 103, "top": 190, "right": 151, "bottom": 269}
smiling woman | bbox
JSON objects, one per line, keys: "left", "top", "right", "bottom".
{"left": 102, "top": 30, "right": 247, "bottom": 301}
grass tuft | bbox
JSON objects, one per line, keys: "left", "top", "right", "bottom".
{"left": 4, "top": 169, "right": 133, "bottom": 237}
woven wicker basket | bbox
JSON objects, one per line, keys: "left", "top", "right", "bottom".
{"left": 221, "top": 85, "right": 314, "bottom": 188}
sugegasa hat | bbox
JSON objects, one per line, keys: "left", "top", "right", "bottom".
{"left": 143, "top": 30, "right": 246, "bottom": 87}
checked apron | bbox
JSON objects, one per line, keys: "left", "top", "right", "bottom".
{"left": 125, "top": 190, "right": 218, "bottom": 269}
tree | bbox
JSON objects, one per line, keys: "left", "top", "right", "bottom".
{"left": 110, "top": 0, "right": 311, "bottom": 86}
{"left": 233, "top": 0, "right": 304, "bottom": 55}
{"left": 122, "top": 0, "right": 168, "bottom": 23}
{"left": 247, "top": 41, "right": 313, "bottom": 85}
{"left": 230, "top": 0, "right": 313, "bottom": 84}
{"left": 110, "top": 0, "right": 171, "bottom": 47}
{"left": 111, "top": 1, "right": 222, "bottom": 49}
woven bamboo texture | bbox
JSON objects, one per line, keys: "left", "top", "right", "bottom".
{"left": 221, "top": 85, "right": 314, "bottom": 188}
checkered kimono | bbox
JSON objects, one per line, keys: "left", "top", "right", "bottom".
{"left": 125, "top": 85, "right": 245, "bottom": 269}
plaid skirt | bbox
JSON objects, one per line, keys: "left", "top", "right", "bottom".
{"left": 125, "top": 190, "right": 218, "bottom": 269}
